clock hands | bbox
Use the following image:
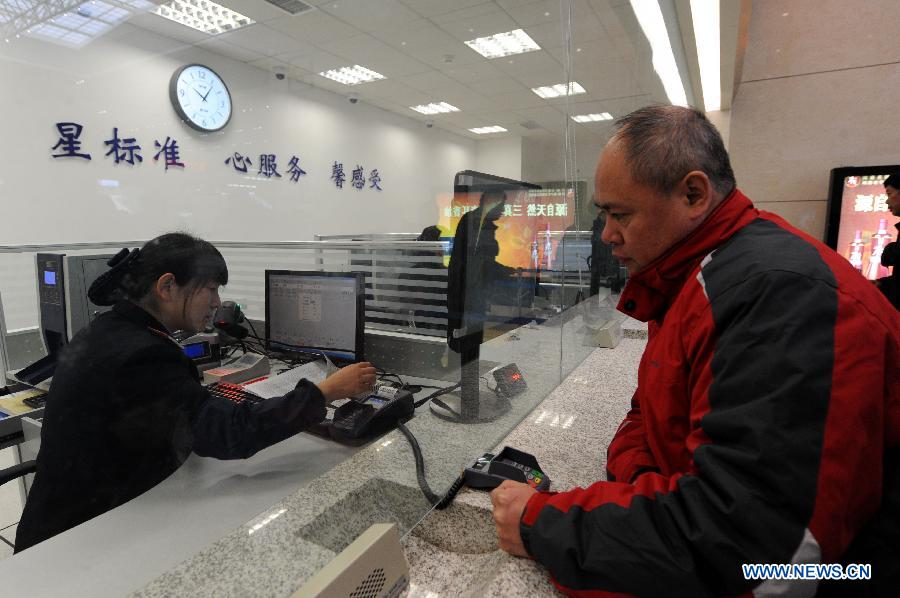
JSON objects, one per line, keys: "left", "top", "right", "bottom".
{"left": 202, "top": 86, "right": 213, "bottom": 102}
{"left": 193, "top": 87, "right": 206, "bottom": 102}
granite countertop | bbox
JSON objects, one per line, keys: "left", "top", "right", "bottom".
{"left": 403, "top": 338, "right": 644, "bottom": 597}
{"left": 132, "top": 313, "right": 646, "bottom": 597}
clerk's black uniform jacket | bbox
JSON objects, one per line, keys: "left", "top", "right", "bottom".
{"left": 15, "top": 301, "right": 326, "bottom": 552}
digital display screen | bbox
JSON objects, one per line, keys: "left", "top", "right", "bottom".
{"left": 43, "top": 271, "right": 56, "bottom": 286}
{"left": 834, "top": 174, "right": 896, "bottom": 280}
{"left": 182, "top": 341, "right": 210, "bottom": 360}
{"left": 366, "top": 396, "right": 388, "bottom": 409}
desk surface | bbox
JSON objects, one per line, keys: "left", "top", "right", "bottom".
{"left": 0, "top": 311, "right": 646, "bottom": 597}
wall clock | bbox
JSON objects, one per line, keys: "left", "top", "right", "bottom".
{"left": 169, "top": 64, "right": 232, "bottom": 132}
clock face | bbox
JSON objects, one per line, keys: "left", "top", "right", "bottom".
{"left": 169, "top": 64, "right": 232, "bottom": 132}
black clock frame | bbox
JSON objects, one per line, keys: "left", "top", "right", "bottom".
{"left": 169, "top": 63, "right": 233, "bottom": 133}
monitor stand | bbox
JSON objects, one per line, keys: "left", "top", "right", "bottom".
{"left": 429, "top": 342, "right": 510, "bottom": 423}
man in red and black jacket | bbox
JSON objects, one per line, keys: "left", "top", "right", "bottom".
{"left": 492, "top": 106, "right": 900, "bottom": 597}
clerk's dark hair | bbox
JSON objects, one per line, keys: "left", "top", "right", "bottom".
{"left": 612, "top": 105, "right": 736, "bottom": 198}
{"left": 88, "top": 232, "right": 228, "bottom": 307}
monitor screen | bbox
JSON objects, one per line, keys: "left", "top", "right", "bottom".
{"left": 43, "top": 270, "right": 56, "bottom": 286}
{"left": 826, "top": 166, "right": 898, "bottom": 281}
{"left": 265, "top": 271, "right": 365, "bottom": 362}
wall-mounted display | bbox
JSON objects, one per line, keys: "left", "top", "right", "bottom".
{"left": 825, "top": 165, "right": 899, "bottom": 280}
{"left": 169, "top": 64, "right": 232, "bottom": 133}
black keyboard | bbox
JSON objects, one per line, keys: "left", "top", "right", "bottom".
{"left": 208, "top": 382, "right": 264, "bottom": 405}
{"left": 23, "top": 394, "right": 48, "bottom": 410}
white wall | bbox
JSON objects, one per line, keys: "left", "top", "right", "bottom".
{"left": 474, "top": 137, "right": 522, "bottom": 181}
{"left": 728, "top": 0, "right": 900, "bottom": 240}
{"left": 0, "top": 23, "right": 478, "bottom": 246}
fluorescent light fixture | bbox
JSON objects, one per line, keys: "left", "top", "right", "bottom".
{"left": 154, "top": 0, "right": 255, "bottom": 35}
{"left": 629, "top": 0, "right": 688, "bottom": 107}
{"left": 410, "top": 102, "right": 459, "bottom": 115}
{"left": 17, "top": 0, "right": 155, "bottom": 48}
{"left": 469, "top": 126, "right": 507, "bottom": 134}
{"left": 690, "top": 0, "right": 720, "bottom": 110}
{"left": 571, "top": 112, "right": 613, "bottom": 122}
{"left": 464, "top": 28, "right": 540, "bottom": 59}
{"left": 318, "top": 64, "right": 385, "bottom": 85}
{"left": 531, "top": 82, "right": 586, "bottom": 99}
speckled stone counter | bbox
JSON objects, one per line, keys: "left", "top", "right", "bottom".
{"left": 128, "top": 312, "right": 646, "bottom": 597}
{"left": 402, "top": 338, "right": 645, "bottom": 597}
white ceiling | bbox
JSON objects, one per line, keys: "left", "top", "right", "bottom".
{"left": 10, "top": 0, "right": 707, "bottom": 139}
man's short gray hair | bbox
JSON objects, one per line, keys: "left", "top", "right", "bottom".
{"left": 611, "top": 105, "right": 736, "bottom": 198}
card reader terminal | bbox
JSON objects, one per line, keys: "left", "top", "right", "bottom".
{"left": 464, "top": 446, "right": 550, "bottom": 491}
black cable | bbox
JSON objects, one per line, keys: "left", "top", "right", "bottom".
{"left": 245, "top": 318, "right": 264, "bottom": 344}
{"left": 396, "top": 422, "right": 465, "bottom": 509}
{"left": 413, "top": 382, "right": 461, "bottom": 408}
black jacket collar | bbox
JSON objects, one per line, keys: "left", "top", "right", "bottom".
{"left": 112, "top": 301, "right": 173, "bottom": 337}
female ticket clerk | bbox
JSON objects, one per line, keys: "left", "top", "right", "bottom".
{"left": 15, "top": 233, "right": 376, "bottom": 552}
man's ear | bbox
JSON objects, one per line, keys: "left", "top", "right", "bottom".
{"left": 154, "top": 273, "right": 178, "bottom": 302}
{"left": 680, "top": 171, "right": 713, "bottom": 214}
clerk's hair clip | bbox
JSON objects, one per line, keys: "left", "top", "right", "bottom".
{"left": 87, "top": 247, "right": 141, "bottom": 306}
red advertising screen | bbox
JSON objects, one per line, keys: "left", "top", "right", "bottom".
{"left": 833, "top": 173, "right": 895, "bottom": 280}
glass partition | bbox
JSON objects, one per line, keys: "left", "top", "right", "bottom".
{"left": 0, "top": 0, "right": 676, "bottom": 594}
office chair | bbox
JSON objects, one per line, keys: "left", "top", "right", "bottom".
{"left": 0, "top": 460, "right": 36, "bottom": 487}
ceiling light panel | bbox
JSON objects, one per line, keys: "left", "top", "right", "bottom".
{"left": 464, "top": 28, "right": 540, "bottom": 59}
{"left": 16, "top": 0, "right": 155, "bottom": 48}
{"left": 410, "top": 102, "right": 459, "bottom": 115}
{"left": 469, "top": 126, "right": 507, "bottom": 134}
{"left": 531, "top": 82, "right": 586, "bottom": 99}
{"left": 690, "top": 0, "right": 720, "bottom": 110}
{"left": 318, "top": 65, "right": 385, "bottom": 85}
{"left": 571, "top": 112, "right": 613, "bottom": 122}
{"left": 154, "top": 0, "right": 255, "bottom": 35}
{"left": 629, "top": 0, "right": 687, "bottom": 107}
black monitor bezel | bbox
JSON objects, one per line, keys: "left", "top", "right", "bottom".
{"left": 264, "top": 270, "right": 365, "bottom": 363}
{"left": 825, "top": 164, "right": 900, "bottom": 249}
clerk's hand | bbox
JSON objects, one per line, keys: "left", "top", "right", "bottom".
{"left": 491, "top": 480, "right": 536, "bottom": 557}
{"left": 316, "top": 362, "right": 377, "bottom": 403}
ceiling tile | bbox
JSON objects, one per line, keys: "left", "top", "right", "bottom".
{"left": 320, "top": 34, "right": 431, "bottom": 77}
{"left": 276, "top": 48, "right": 347, "bottom": 73}
{"left": 355, "top": 79, "right": 431, "bottom": 105}
{"left": 464, "top": 76, "right": 528, "bottom": 97}
{"left": 215, "top": 23, "right": 320, "bottom": 56}
{"left": 399, "top": 0, "right": 492, "bottom": 18}
{"left": 221, "top": 0, "right": 292, "bottom": 23}
{"left": 126, "top": 12, "right": 210, "bottom": 45}
{"left": 491, "top": 50, "right": 563, "bottom": 84}
{"left": 399, "top": 70, "right": 465, "bottom": 93}
{"left": 437, "top": 9, "right": 520, "bottom": 42}
{"left": 501, "top": 0, "right": 561, "bottom": 29}
{"left": 440, "top": 60, "right": 506, "bottom": 84}
{"left": 265, "top": 9, "right": 363, "bottom": 45}
{"left": 318, "top": 0, "right": 422, "bottom": 32}
{"left": 195, "top": 39, "right": 266, "bottom": 63}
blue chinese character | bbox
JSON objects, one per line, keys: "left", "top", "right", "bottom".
{"left": 104, "top": 127, "right": 142, "bottom": 165}
{"left": 258, "top": 154, "right": 281, "bottom": 178}
{"left": 351, "top": 165, "right": 365, "bottom": 190}
{"left": 287, "top": 156, "right": 307, "bottom": 182}
{"left": 331, "top": 161, "right": 345, "bottom": 189}
{"left": 153, "top": 137, "right": 185, "bottom": 171}
{"left": 369, "top": 168, "right": 382, "bottom": 191}
{"left": 225, "top": 152, "right": 252, "bottom": 173}
{"left": 51, "top": 122, "right": 91, "bottom": 160}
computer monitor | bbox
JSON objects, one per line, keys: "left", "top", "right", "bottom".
{"left": 265, "top": 270, "right": 365, "bottom": 363}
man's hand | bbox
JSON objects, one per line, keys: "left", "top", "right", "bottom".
{"left": 316, "top": 362, "right": 377, "bottom": 403}
{"left": 490, "top": 480, "right": 537, "bottom": 557}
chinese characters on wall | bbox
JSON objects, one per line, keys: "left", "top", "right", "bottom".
{"left": 51, "top": 121, "right": 384, "bottom": 190}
